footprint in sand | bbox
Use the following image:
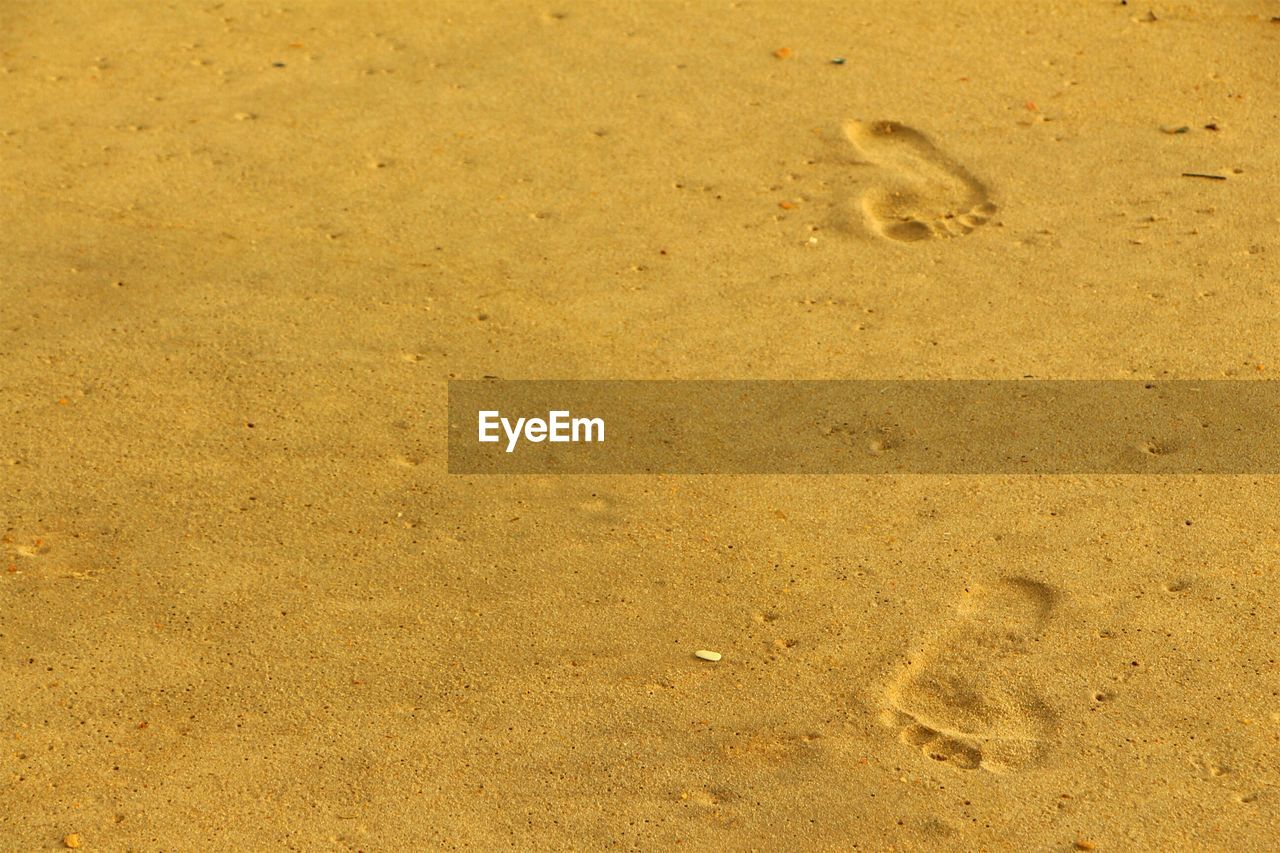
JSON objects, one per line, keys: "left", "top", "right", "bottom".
{"left": 843, "top": 119, "right": 997, "bottom": 242}
{"left": 882, "top": 576, "right": 1057, "bottom": 772}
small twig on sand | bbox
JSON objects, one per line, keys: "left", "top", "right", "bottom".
{"left": 1181, "top": 172, "right": 1227, "bottom": 181}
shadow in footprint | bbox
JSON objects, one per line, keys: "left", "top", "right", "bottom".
{"left": 844, "top": 119, "right": 997, "bottom": 243}
{"left": 882, "top": 576, "right": 1057, "bottom": 772}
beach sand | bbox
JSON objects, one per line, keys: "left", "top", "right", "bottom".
{"left": 2, "top": 1, "right": 1278, "bottom": 848}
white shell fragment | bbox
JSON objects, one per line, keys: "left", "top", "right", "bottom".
{"left": 694, "top": 649, "right": 722, "bottom": 662}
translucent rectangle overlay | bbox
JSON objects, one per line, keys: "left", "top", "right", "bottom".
{"left": 447, "top": 380, "right": 1280, "bottom": 474}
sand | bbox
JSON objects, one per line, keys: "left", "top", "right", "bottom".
{"left": 2, "top": 1, "right": 1278, "bottom": 849}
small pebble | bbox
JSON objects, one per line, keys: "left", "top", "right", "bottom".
{"left": 63, "top": 835, "right": 82, "bottom": 850}
{"left": 831, "top": 57, "right": 846, "bottom": 65}
{"left": 694, "top": 649, "right": 722, "bottom": 662}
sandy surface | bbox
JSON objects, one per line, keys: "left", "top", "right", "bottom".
{"left": 3, "top": 1, "right": 1279, "bottom": 849}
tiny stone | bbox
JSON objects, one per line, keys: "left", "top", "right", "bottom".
{"left": 64, "top": 835, "right": 82, "bottom": 850}
{"left": 694, "top": 649, "right": 722, "bottom": 662}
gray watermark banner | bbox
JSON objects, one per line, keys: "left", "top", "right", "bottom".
{"left": 447, "top": 380, "right": 1280, "bottom": 474}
